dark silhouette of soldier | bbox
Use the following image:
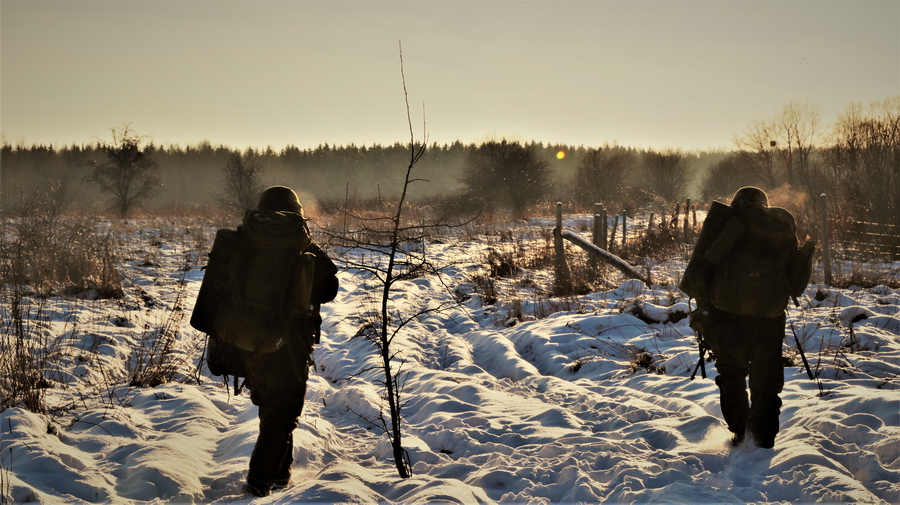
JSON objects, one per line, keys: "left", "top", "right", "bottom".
{"left": 216, "top": 186, "right": 338, "bottom": 496}
{"left": 681, "top": 187, "right": 814, "bottom": 448}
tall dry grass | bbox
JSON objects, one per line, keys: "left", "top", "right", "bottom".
{"left": 0, "top": 204, "right": 224, "bottom": 414}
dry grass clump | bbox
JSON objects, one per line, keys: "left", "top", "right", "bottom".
{"left": 827, "top": 262, "right": 900, "bottom": 289}
{"left": 0, "top": 292, "right": 50, "bottom": 413}
{"left": 128, "top": 280, "right": 204, "bottom": 388}
{"left": 1, "top": 213, "right": 123, "bottom": 299}
{"left": 127, "top": 204, "right": 237, "bottom": 230}
{"left": 0, "top": 203, "right": 219, "bottom": 415}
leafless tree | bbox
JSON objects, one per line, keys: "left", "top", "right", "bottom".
{"left": 733, "top": 118, "right": 780, "bottom": 189}
{"left": 733, "top": 101, "right": 822, "bottom": 191}
{"left": 322, "top": 43, "right": 470, "bottom": 479}
{"left": 85, "top": 124, "right": 162, "bottom": 217}
{"left": 820, "top": 97, "right": 900, "bottom": 227}
{"left": 641, "top": 149, "right": 692, "bottom": 203}
{"left": 572, "top": 146, "right": 635, "bottom": 209}
{"left": 219, "top": 149, "right": 265, "bottom": 216}
{"left": 773, "top": 100, "right": 822, "bottom": 187}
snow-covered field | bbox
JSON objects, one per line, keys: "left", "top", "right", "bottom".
{"left": 1, "top": 215, "right": 898, "bottom": 504}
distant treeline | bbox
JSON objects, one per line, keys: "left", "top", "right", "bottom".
{"left": 0, "top": 138, "right": 721, "bottom": 210}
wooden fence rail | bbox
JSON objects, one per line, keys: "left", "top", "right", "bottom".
{"left": 560, "top": 231, "right": 650, "bottom": 285}
{"left": 819, "top": 193, "right": 898, "bottom": 285}
{"left": 553, "top": 202, "right": 651, "bottom": 293}
{"left": 845, "top": 220, "right": 900, "bottom": 260}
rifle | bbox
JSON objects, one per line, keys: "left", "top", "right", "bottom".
{"left": 792, "top": 325, "right": 814, "bottom": 380}
{"left": 690, "top": 331, "right": 707, "bottom": 380}
{"left": 789, "top": 295, "right": 815, "bottom": 380}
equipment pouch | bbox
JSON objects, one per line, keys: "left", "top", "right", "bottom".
{"left": 689, "top": 303, "right": 717, "bottom": 334}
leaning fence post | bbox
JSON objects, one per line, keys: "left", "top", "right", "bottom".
{"left": 820, "top": 193, "right": 832, "bottom": 286}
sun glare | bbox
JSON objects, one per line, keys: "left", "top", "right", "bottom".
{"left": 556, "top": 150, "right": 566, "bottom": 159}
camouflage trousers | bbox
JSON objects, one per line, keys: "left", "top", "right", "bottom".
{"left": 702, "top": 308, "right": 786, "bottom": 448}
{"left": 239, "top": 342, "right": 310, "bottom": 490}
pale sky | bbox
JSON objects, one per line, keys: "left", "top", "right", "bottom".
{"left": 2, "top": 0, "right": 898, "bottom": 151}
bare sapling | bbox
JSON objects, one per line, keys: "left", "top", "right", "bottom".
{"left": 324, "top": 43, "right": 465, "bottom": 478}
{"left": 364, "top": 43, "right": 426, "bottom": 479}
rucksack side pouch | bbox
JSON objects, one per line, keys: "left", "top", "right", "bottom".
{"left": 788, "top": 240, "right": 816, "bottom": 297}
{"left": 288, "top": 252, "right": 317, "bottom": 315}
{"left": 705, "top": 216, "right": 745, "bottom": 265}
{"left": 206, "top": 332, "right": 247, "bottom": 378}
{"left": 680, "top": 202, "right": 734, "bottom": 300}
{"left": 688, "top": 302, "right": 719, "bottom": 334}
{"left": 191, "top": 228, "right": 241, "bottom": 334}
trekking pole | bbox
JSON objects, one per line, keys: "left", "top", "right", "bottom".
{"left": 690, "top": 331, "right": 707, "bottom": 380}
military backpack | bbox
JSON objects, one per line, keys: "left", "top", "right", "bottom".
{"left": 190, "top": 216, "right": 317, "bottom": 379}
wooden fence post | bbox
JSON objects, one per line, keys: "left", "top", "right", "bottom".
{"left": 555, "top": 201, "right": 563, "bottom": 251}
{"left": 601, "top": 207, "right": 608, "bottom": 249}
{"left": 820, "top": 193, "right": 832, "bottom": 286}
{"left": 554, "top": 202, "right": 572, "bottom": 293}
{"left": 621, "top": 210, "right": 627, "bottom": 249}
{"left": 684, "top": 198, "right": 691, "bottom": 243}
{"left": 673, "top": 202, "right": 681, "bottom": 241}
{"left": 610, "top": 216, "right": 619, "bottom": 251}
{"left": 591, "top": 204, "right": 602, "bottom": 276}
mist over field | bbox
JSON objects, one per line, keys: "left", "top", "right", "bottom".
{"left": 2, "top": 97, "right": 896, "bottom": 224}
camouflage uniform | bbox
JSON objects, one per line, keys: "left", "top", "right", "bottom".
{"left": 681, "top": 187, "right": 804, "bottom": 449}
{"left": 230, "top": 187, "right": 339, "bottom": 496}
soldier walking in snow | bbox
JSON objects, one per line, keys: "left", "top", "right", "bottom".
{"left": 193, "top": 186, "right": 339, "bottom": 496}
{"left": 681, "top": 187, "right": 815, "bottom": 448}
